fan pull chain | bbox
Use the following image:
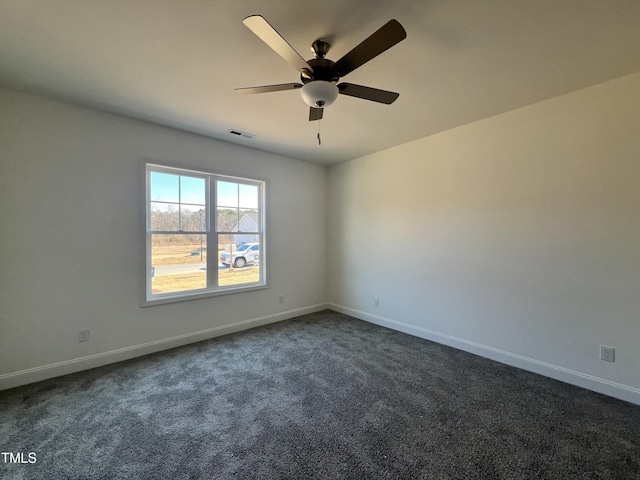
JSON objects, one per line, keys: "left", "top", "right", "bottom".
{"left": 317, "top": 119, "right": 322, "bottom": 146}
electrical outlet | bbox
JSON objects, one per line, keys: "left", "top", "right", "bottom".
{"left": 278, "top": 295, "right": 284, "bottom": 304}
{"left": 374, "top": 297, "right": 379, "bottom": 307}
{"left": 600, "top": 345, "right": 615, "bottom": 363}
{"left": 78, "top": 329, "right": 90, "bottom": 343}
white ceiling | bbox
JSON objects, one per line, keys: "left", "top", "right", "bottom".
{"left": 1, "top": 0, "right": 639, "bottom": 166}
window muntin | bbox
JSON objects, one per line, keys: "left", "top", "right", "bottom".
{"left": 145, "top": 164, "right": 265, "bottom": 304}
{"left": 216, "top": 185, "right": 258, "bottom": 236}
{"left": 149, "top": 172, "right": 207, "bottom": 233}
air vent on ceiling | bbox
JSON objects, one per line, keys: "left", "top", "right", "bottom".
{"left": 229, "top": 129, "right": 255, "bottom": 139}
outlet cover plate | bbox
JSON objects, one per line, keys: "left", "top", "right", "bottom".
{"left": 78, "top": 329, "right": 90, "bottom": 343}
{"left": 600, "top": 345, "right": 615, "bottom": 362}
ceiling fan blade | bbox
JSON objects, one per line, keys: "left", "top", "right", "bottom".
{"left": 243, "top": 15, "right": 314, "bottom": 75}
{"left": 309, "top": 107, "right": 323, "bottom": 121}
{"left": 235, "top": 83, "right": 303, "bottom": 95}
{"left": 338, "top": 83, "right": 399, "bottom": 104}
{"left": 334, "top": 19, "right": 406, "bottom": 77}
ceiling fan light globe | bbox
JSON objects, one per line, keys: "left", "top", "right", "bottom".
{"left": 300, "top": 81, "right": 338, "bottom": 108}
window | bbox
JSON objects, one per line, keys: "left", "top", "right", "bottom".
{"left": 145, "top": 164, "right": 265, "bottom": 304}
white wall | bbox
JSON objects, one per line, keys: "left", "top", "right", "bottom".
{"left": 3, "top": 72, "right": 639, "bottom": 404}
{"left": 0, "top": 88, "right": 328, "bottom": 388}
{"left": 328, "top": 72, "right": 640, "bottom": 404}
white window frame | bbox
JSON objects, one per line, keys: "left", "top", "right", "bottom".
{"left": 144, "top": 163, "right": 266, "bottom": 306}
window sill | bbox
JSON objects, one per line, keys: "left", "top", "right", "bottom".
{"left": 142, "top": 283, "right": 268, "bottom": 307}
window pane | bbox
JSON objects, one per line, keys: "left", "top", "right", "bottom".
{"left": 217, "top": 181, "right": 238, "bottom": 207}
{"left": 151, "top": 234, "right": 207, "bottom": 294}
{"left": 218, "top": 235, "right": 260, "bottom": 287}
{"left": 238, "top": 209, "right": 259, "bottom": 232}
{"left": 150, "top": 172, "right": 179, "bottom": 203}
{"left": 150, "top": 202, "right": 179, "bottom": 231}
{"left": 181, "top": 176, "right": 206, "bottom": 205}
{"left": 239, "top": 184, "right": 258, "bottom": 209}
{"left": 181, "top": 205, "right": 206, "bottom": 231}
{"left": 217, "top": 207, "right": 239, "bottom": 233}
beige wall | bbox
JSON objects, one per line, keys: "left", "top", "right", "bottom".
{"left": 328, "top": 72, "right": 640, "bottom": 403}
{"left": 0, "top": 88, "right": 328, "bottom": 386}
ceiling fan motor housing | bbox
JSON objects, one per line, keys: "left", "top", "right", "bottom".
{"left": 301, "top": 57, "right": 340, "bottom": 84}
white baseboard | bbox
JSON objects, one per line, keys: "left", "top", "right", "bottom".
{"left": 0, "top": 303, "right": 329, "bottom": 391}
{"left": 328, "top": 303, "right": 640, "bottom": 406}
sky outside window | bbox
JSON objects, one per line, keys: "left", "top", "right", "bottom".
{"left": 217, "top": 181, "right": 258, "bottom": 208}
{"left": 150, "top": 172, "right": 205, "bottom": 206}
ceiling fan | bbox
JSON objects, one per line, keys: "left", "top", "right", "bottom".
{"left": 235, "top": 15, "right": 407, "bottom": 121}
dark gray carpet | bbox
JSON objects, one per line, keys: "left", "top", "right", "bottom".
{"left": 1, "top": 310, "right": 639, "bottom": 479}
